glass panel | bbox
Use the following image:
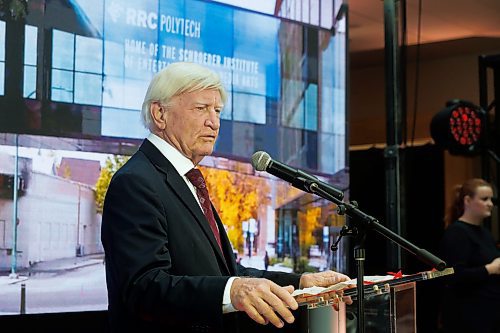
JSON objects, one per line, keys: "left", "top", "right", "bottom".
{"left": 321, "top": 0, "right": 333, "bottom": 29}
{"left": 102, "top": 75, "right": 124, "bottom": 108}
{"left": 212, "top": 0, "right": 334, "bottom": 29}
{"left": 122, "top": 78, "right": 146, "bottom": 110}
{"left": 281, "top": 78, "right": 305, "bottom": 129}
{"left": 74, "top": 72, "right": 102, "bottom": 105}
{"left": 319, "top": 22, "right": 346, "bottom": 175}
{"left": 0, "top": 21, "right": 4, "bottom": 96}
{"left": 75, "top": 35, "right": 102, "bottom": 73}
{"left": 232, "top": 12, "right": 279, "bottom": 98}
{"left": 310, "top": 0, "right": 320, "bottom": 26}
{"left": 304, "top": 83, "right": 318, "bottom": 131}
{"left": 302, "top": 0, "right": 310, "bottom": 23}
{"left": 220, "top": 92, "right": 232, "bottom": 121}
{"left": 0, "top": 62, "right": 4, "bottom": 95}
{"left": 291, "top": 99, "right": 305, "bottom": 129}
{"left": 72, "top": 0, "right": 104, "bottom": 35}
{"left": 24, "top": 25, "right": 38, "bottom": 66}
{"left": 285, "top": 0, "right": 291, "bottom": 16}
{"left": 232, "top": 93, "right": 266, "bottom": 124}
{"left": 0, "top": 20, "right": 5, "bottom": 61}
{"left": 51, "top": 69, "right": 74, "bottom": 102}
{"left": 104, "top": 40, "right": 124, "bottom": 77}
{"left": 23, "top": 65, "right": 37, "bottom": 98}
{"left": 52, "top": 30, "right": 74, "bottom": 70}
{"left": 101, "top": 107, "right": 147, "bottom": 138}
{"left": 295, "top": 0, "right": 300, "bottom": 22}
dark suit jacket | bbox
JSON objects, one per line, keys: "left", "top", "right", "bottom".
{"left": 101, "top": 140, "right": 302, "bottom": 333}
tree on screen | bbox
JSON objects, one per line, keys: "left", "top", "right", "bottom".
{"left": 201, "top": 166, "right": 270, "bottom": 252}
{"left": 0, "top": 0, "right": 28, "bottom": 20}
{"left": 95, "top": 155, "right": 129, "bottom": 213}
{"left": 298, "top": 206, "right": 322, "bottom": 256}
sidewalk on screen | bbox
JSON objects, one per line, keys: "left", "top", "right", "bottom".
{"left": 0, "top": 253, "right": 104, "bottom": 286}
{"left": 239, "top": 254, "right": 294, "bottom": 273}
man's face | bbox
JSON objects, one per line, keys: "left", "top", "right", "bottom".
{"left": 159, "top": 88, "right": 223, "bottom": 164}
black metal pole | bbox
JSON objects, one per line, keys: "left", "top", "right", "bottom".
{"left": 354, "top": 246, "right": 365, "bottom": 333}
{"left": 493, "top": 65, "right": 500, "bottom": 238}
{"left": 478, "top": 54, "right": 500, "bottom": 238}
{"left": 478, "top": 56, "right": 490, "bottom": 181}
{"left": 20, "top": 283, "right": 26, "bottom": 314}
{"left": 384, "top": 0, "right": 404, "bottom": 271}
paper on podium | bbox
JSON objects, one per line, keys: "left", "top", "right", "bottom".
{"left": 292, "top": 275, "right": 397, "bottom": 298}
{"left": 292, "top": 279, "right": 354, "bottom": 309}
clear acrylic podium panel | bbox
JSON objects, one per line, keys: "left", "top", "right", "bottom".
{"left": 307, "top": 281, "right": 417, "bottom": 333}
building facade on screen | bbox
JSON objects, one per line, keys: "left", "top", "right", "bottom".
{"left": 0, "top": 0, "right": 347, "bottom": 274}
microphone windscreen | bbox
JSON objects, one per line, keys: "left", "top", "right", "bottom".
{"left": 251, "top": 151, "right": 271, "bottom": 171}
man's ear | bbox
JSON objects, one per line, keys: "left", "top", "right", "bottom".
{"left": 150, "top": 103, "right": 167, "bottom": 130}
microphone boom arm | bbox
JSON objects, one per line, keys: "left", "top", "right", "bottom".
{"left": 305, "top": 179, "right": 446, "bottom": 270}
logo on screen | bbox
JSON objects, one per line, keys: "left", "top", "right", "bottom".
{"left": 106, "top": 1, "right": 124, "bottom": 23}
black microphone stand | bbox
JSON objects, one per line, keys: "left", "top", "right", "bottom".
{"left": 303, "top": 179, "right": 446, "bottom": 333}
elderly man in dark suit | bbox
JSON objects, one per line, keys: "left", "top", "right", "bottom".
{"left": 101, "top": 62, "right": 350, "bottom": 333}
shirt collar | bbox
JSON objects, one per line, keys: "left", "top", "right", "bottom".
{"left": 147, "top": 133, "right": 195, "bottom": 176}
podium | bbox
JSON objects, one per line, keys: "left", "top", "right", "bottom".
{"left": 298, "top": 268, "right": 453, "bottom": 333}
{"left": 345, "top": 281, "right": 416, "bottom": 332}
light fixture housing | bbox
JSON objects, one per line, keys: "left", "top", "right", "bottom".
{"left": 430, "top": 99, "right": 487, "bottom": 156}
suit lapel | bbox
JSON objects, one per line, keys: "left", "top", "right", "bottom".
{"left": 214, "top": 209, "right": 238, "bottom": 275}
{"left": 139, "top": 140, "right": 230, "bottom": 274}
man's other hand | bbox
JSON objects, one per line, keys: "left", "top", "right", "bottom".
{"left": 299, "top": 270, "right": 353, "bottom": 310}
{"left": 299, "top": 270, "right": 350, "bottom": 289}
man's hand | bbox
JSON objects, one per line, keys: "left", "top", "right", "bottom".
{"left": 230, "top": 278, "right": 298, "bottom": 328}
{"left": 299, "top": 270, "right": 353, "bottom": 310}
{"left": 486, "top": 257, "right": 500, "bottom": 275}
{"left": 299, "top": 270, "right": 350, "bottom": 289}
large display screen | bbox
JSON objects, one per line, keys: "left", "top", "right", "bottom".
{"left": 0, "top": 0, "right": 346, "bottom": 175}
{"left": 0, "top": 0, "right": 347, "bottom": 316}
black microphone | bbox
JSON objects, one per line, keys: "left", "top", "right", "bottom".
{"left": 251, "top": 151, "right": 344, "bottom": 201}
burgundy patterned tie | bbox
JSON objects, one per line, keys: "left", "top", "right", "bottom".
{"left": 185, "top": 168, "right": 223, "bottom": 251}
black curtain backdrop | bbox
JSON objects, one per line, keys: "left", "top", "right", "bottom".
{"left": 349, "top": 144, "right": 446, "bottom": 333}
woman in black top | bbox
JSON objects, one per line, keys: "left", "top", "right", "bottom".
{"left": 439, "top": 178, "right": 500, "bottom": 333}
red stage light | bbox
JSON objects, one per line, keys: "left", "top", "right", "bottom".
{"left": 430, "top": 100, "right": 486, "bottom": 155}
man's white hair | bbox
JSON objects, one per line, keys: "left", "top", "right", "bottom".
{"left": 141, "top": 62, "right": 227, "bottom": 130}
